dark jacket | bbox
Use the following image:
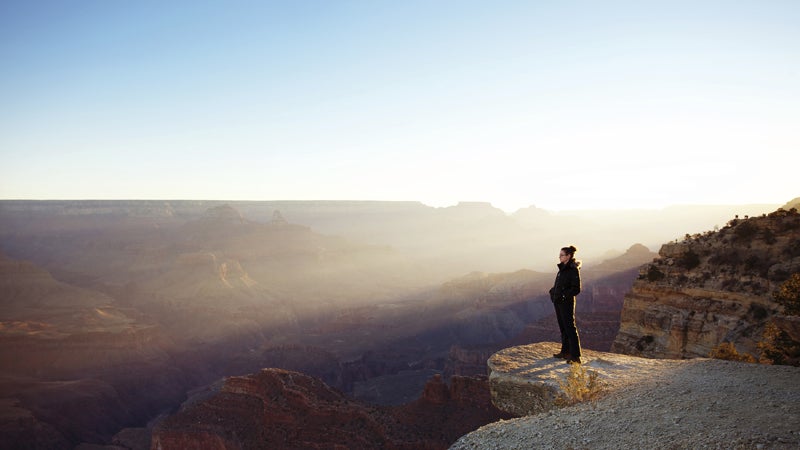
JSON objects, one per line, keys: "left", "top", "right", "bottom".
{"left": 549, "top": 259, "right": 581, "bottom": 302}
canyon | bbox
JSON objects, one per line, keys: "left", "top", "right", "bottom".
{"left": 0, "top": 199, "right": 785, "bottom": 448}
{"left": 151, "top": 369, "right": 511, "bottom": 450}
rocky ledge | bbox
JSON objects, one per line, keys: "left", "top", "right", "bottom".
{"left": 487, "top": 342, "right": 676, "bottom": 416}
{"left": 453, "top": 342, "right": 800, "bottom": 449}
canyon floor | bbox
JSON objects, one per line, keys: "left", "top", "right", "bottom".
{"left": 450, "top": 343, "right": 800, "bottom": 449}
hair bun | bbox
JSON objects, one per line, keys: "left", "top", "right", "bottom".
{"left": 569, "top": 245, "right": 578, "bottom": 253}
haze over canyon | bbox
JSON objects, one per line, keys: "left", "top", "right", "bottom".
{"left": 0, "top": 198, "right": 794, "bottom": 448}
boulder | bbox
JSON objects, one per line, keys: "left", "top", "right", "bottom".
{"left": 488, "top": 342, "right": 684, "bottom": 416}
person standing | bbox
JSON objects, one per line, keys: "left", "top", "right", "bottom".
{"left": 549, "top": 245, "right": 583, "bottom": 364}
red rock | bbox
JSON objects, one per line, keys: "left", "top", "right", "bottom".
{"left": 152, "top": 369, "right": 511, "bottom": 450}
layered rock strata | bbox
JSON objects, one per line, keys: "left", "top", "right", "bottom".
{"left": 612, "top": 209, "right": 800, "bottom": 361}
{"left": 612, "top": 283, "right": 778, "bottom": 359}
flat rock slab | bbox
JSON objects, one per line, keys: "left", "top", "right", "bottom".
{"left": 488, "top": 342, "right": 685, "bottom": 416}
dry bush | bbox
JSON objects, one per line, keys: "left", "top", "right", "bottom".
{"left": 554, "top": 364, "right": 605, "bottom": 406}
{"left": 757, "top": 322, "right": 800, "bottom": 366}
{"left": 773, "top": 273, "right": 800, "bottom": 315}
{"left": 758, "top": 323, "right": 781, "bottom": 365}
{"left": 708, "top": 342, "right": 756, "bottom": 363}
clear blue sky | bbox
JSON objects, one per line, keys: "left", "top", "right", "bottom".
{"left": 1, "top": 1, "right": 798, "bottom": 212}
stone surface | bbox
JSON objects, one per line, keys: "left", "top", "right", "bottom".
{"left": 613, "top": 283, "right": 779, "bottom": 359}
{"left": 612, "top": 209, "right": 800, "bottom": 361}
{"left": 487, "top": 342, "right": 679, "bottom": 417}
{"left": 453, "top": 343, "right": 800, "bottom": 449}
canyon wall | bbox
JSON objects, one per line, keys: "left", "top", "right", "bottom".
{"left": 613, "top": 208, "right": 800, "bottom": 362}
{"left": 151, "top": 368, "right": 511, "bottom": 450}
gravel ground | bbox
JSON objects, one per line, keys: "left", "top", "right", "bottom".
{"left": 450, "top": 358, "right": 800, "bottom": 449}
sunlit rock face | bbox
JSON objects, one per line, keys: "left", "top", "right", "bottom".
{"left": 612, "top": 209, "right": 800, "bottom": 361}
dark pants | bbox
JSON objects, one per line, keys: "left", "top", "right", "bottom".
{"left": 554, "top": 297, "right": 582, "bottom": 358}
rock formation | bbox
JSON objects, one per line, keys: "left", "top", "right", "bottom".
{"left": 486, "top": 341, "right": 675, "bottom": 416}
{"left": 612, "top": 208, "right": 800, "bottom": 362}
{"left": 0, "top": 254, "right": 185, "bottom": 447}
{"left": 453, "top": 341, "right": 800, "bottom": 449}
{"left": 152, "top": 368, "right": 511, "bottom": 450}
{"left": 199, "top": 204, "right": 245, "bottom": 225}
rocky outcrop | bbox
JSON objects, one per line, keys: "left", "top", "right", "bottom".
{"left": 454, "top": 342, "right": 800, "bottom": 449}
{"left": 199, "top": 204, "right": 245, "bottom": 225}
{"left": 153, "top": 368, "right": 385, "bottom": 450}
{"left": 612, "top": 283, "right": 779, "bottom": 359}
{"left": 612, "top": 209, "right": 800, "bottom": 361}
{"left": 152, "top": 368, "right": 510, "bottom": 450}
{"left": 444, "top": 345, "right": 496, "bottom": 377}
{"left": 487, "top": 342, "right": 674, "bottom": 416}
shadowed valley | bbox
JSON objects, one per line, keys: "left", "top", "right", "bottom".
{"left": 0, "top": 199, "right": 789, "bottom": 448}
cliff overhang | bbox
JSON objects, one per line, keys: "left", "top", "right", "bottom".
{"left": 488, "top": 341, "right": 685, "bottom": 416}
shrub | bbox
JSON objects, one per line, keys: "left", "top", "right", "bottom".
{"left": 741, "top": 254, "right": 772, "bottom": 278}
{"left": 677, "top": 250, "right": 700, "bottom": 270}
{"left": 758, "top": 323, "right": 781, "bottom": 365}
{"left": 762, "top": 228, "right": 777, "bottom": 245}
{"left": 748, "top": 303, "right": 768, "bottom": 320}
{"left": 789, "top": 240, "right": 800, "bottom": 258}
{"left": 708, "top": 342, "right": 756, "bottom": 363}
{"left": 733, "top": 220, "right": 758, "bottom": 241}
{"left": 646, "top": 265, "right": 665, "bottom": 282}
{"left": 743, "top": 254, "right": 772, "bottom": 277}
{"left": 554, "top": 364, "right": 605, "bottom": 406}
{"left": 757, "top": 322, "right": 800, "bottom": 366}
{"left": 773, "top": 273, "right": 800, "bottom": 315}
{"left": 710, "top": 249, "right": 741, "bottom": 266}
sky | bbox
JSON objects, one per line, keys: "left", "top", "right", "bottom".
{"left": 1, "top": 1, "right": 798, "bottom": 213}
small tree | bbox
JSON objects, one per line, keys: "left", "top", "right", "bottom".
{"left": 757, "top": 322, "right": 800, "bottom": 366}
{"left": 773, "top": 273, "right": 800, "bottom": 315}
{"left": 708, "top": 342, "right": 755, "bottom": 363}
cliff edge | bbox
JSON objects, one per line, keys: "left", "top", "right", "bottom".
{"left": 612, "top": 208, "right": 800, "bottom": 362}
{"left": 451, "top": 342, "right": 800, "bottom": 449}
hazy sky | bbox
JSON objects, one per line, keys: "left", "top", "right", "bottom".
{"left": 1, "top": 1, "right": 798, "bottom": 212}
